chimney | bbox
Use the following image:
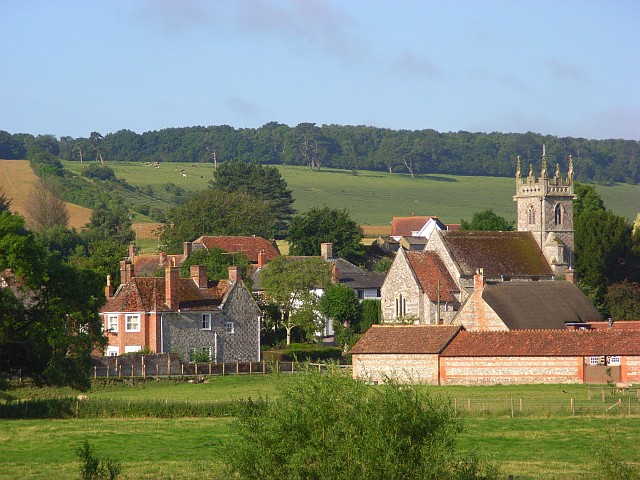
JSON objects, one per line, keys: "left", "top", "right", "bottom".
{"left": 159, "top": 251, "right": 167, "bottom": 266}
{"left": 332, "top": 264, "right": 340, "bottom": 283}
{"left": 128, "top": 244, "right": 138, "bottom": 260}
{"left": 105, "top": 274, "right": 114, "bottom": 298}
{"left": 228, "top": 266, "right": 241, "bottom": 283}
{"left": 183, "top": 241, "right": 192, "bottom": 261}
{"left": 165, "top": 260, "right": 180, "bottom": 310}
{"left": 190, "top": 265, "right": 208, "bottom": 288}
{"left": 120, "top": 260, "right": 134, "bottom": 284}
{"left": 565, "top": 269, "right": 576, "bottom": 284}
{"left": 258, "top": 250, "right": 267, "bottom": 268}
{"left": 473, "top": 268, "right": 485, "bottom": 290}
{"left": 320, "top": 243, "right": 333, "bottom": 260}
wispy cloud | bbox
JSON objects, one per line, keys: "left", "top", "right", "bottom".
{"left": 543, "top": 58, "right": 588, "bottom": 84}
{"left": 391, "top": 51, "right": 441, "bottom": 77}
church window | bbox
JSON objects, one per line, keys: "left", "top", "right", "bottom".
{"left": 528, "top": 205, "right": 536, "bottom": 225}
{"left": 395, "top": 294, "right": 406, "bottom": 318}
{"left": 554, "top": 204, "right": 563, "bottom": 225}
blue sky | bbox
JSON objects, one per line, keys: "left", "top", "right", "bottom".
{"left": 1, "top": 0, "right": 638, "bottom": 140}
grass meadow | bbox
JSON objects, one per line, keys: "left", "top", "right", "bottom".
{"left": 2, "top": 376, "right": 639, "bottom": 479}
{"left": 61, "top": 161, "right": 640, "bottom": 227}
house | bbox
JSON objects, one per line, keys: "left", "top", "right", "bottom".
{"left": 380, "top": 249, "right": 461, "bottom": 325}
{"left": 453, "top": 268, "right": 602, "bottom": 331}
{"left": 390, "top": 214, "right": 445, "bottom": 241}
{"left": 100, "top": 260, "right": 262, "bottom": 362}
{"left": 190, "top": 235, "right": 280, "bottom": 266}
{"left": 351, "top": 325, "right": 640, "bottom": 385}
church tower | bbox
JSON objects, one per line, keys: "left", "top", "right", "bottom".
{"left": 513, "top": 147, "right": 576, "bottom": 275}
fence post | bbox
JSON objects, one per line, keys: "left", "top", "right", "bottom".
{"left": 156, "top": 364, "right": 159, "bottom": 380}
{"left": 107, "top": 365, "right": 110, "bottom": 378}
{"left": 118, "top": 365, "right": 121, "bottom": 378}
{"left": 250, "top": 362, "right": 252, "bottom": 375}
{"left": 222, "top": 362, "right": 225, "bottom": 376}
{"left": 519, "top": 398, "right": 523, "bottom": 413}
{"left": 510, "top": 398, "right": 514, "bottom": 417}
{"left": 168, "top": 356, "right": 171, "bottom": 379}
{"left": 143, "top": 364, "right": 146, "bottom": 379}
{"left": 454, "top": 398, "right": 457, "bottom": 415}
{"left": 276, "top": 360, "right": 279, "bottom": 373}
{"left": 131, "top": 365, "right": 134, "bottom": 378}
{"left": 181, "top": 364, "right": 184, "bottom": 378}
{"left": 195, "top": 363, "right": 198, "bottom": 376}
{"left": 209, "top": 363, "right": 212, "bottom": 375}
{"left": 467, "top": 398, "right": 471, "bottom": 412}
{"left": 571, "top": 398, "right": 575, "bottom": 416}
{"left": 94, "top": 366, "right": 97, "bottom": 379}
{"left": 262, "top": 361, "right": 266, "bottom": 374}
{"left": 19, "top": 369, "right": 22, "bottom": 383}
{"left": 236, "top": 362, "right": 239, "bottom": 375}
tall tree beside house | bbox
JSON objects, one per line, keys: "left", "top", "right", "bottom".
{"left": 318, "top": 283, "right": 361, "bottom": 349}
{"left": 161, "top": 189, "right": 276, "bottom": 252}
{"left": 259, "top": 256, "right": 332, "bottom": 345}
{"left": 460, "top": 209, "right": 514, "bottom": 231}
{"left": 0, "top": 210, "right": 105, "bottom": 389}
{"left": 286, "top": 206, "right": 365, "bottom": 265}
{"left": 209, "top": 160, "right": 295, "bottom": 237}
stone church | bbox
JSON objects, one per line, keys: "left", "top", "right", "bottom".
{"left": 380, "top": 150, "right": 600, "bottom": 328}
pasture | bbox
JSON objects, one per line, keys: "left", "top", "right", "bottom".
{"left": 1, "top": 376, "right": 639, "bottom": 479}
{"left": 61, "top": 161, "right": 640, "bottom": 226}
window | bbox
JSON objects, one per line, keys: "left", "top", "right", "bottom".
{"left": 554, "top": 204, "right": 563, "bottom": 225}
{"left": 201, "top": 313, "right": 211, "bottom": 330}
{"left": 608, "top": 356, "right": 621, "bottom": 366}
{"left": 124, "top": 345, "right": 142, "bottom": 353}
{"left": 125, "top": 314, "right": 140, "bottom": 332}
{"left": 107, "top": 315, "right": 118, "bottom": 333}
{"left": 528, "top": 205, "right": 536, "bottom": 225}
{"left": 395, "top": 294, "right": 406, "bottom": 318}
{"left": 106, "top": 346, "right": 119, "bottom": 357}
{"left": 589, "top": 356, "right": 599, "bottom": 366}
{"left": 225, "top": 321, "right": 235, "bottom": 334}
{"left": 357, "top": 289, "right": 365, "bottom": 300}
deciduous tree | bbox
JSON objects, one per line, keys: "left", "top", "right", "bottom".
{"left": 24, "top": 178, "right": 69, "bottom": 231}
{"left": 460, "top": 209, "right": 514, "bottom": 231}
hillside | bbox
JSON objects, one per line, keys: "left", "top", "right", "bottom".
{"left": 0, "top": 160, "right": 92, "bottom": 229}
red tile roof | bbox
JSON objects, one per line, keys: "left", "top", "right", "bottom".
{"left": 441, "top": 329, "right": 640, "bottom": 357}
{"left": 440, "top": 230, "right": 553, "bottom": 277}
{"left": 351, "top": 325, "right": 462, "bottom": 354}
{"left": 193, "top": 236, "right": 280, "bottom": 263}
{"left": 132, "top": 254, "right": 183, "bottom": 276}
{"left": 391, "top": 216, "right": 437, "bottom": 237}
{"left": 584, "top": 321, "right": 640, "bottom": 330}
{"left": 101, "top": 276, "right": 231, "bottom": 313}
{"left": 406, "top": 251, "right": 459, "bottom": 302}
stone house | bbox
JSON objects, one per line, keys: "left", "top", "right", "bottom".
{"left": 380, "top": 249, "right": 461, "bottom": 324}
{"left": 453, "top": 268, "right": 602, "bottom": 331}
{"left": 100, "top": 260, "right": 261, "bottom": 362}
{"left": 352, "top": 325, "right": 640, "bottom": 385}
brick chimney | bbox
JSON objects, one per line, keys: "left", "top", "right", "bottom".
{"left": 190, "top": 265, "right": 208, "bottom": 288}
{"left": 565, "top": 269, "right": 576, "bottom": 284}
{"left": 159, "top": 251, "right": 167, "bottom": 265}
{"left": 105, "top": 274, "right": 114, "bottom": 298}
{"left": 258, "top": 250, "right": 267, "bottom": 268}
{"left": 473, "top": 268, "right": 485, "bottom": 290}
{"left": 128, "top": 244, "right": 138, "bottom": 260}
{"left": 320, "top": 243, "right": 333, "bottom": 260}
{"left": 120, "top": 260, "right": 134, "bottom": 284}
{"left": 183, "top": 241, "right": 192, "bottom": 261}
{"left": 332, "top": 264, "right": 340, "bottom": 283}
{"left": 228, "top": 266, "right": 241, "bottom": 283}
{"left": 166, "top": 260, "right": 180, "bottom": 310}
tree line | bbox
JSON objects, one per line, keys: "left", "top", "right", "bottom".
{"left": 1, "top": 123, "right": 639, "bottom": 184}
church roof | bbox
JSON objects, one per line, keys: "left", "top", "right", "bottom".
{"left": 351, "top": 325, "right": 462, "bottom": 355}
{"left": 439, "top": 230, "right": 553, "bottom": 278}
{"left": 406, "top": 251, "right": 459, "bottom": 302}
{"left": 481, "top": 281, "right": 602, "bottom": 329}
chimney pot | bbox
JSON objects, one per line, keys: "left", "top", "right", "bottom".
{"left": 190, "top": 264, "right": 208, "bottom": 288}
{"left": 320, "top": 243, "right": 333, "bottom": 260}
{"left": 474, "top": 268, "right": 485, "bottom": 289}
{"left": 183, "top": 241, "right": 192, "bottom": 261}
{"left": 105, "top": 274, "right": 114, "bottom": 298}
{"left": 258, "top": 250, "right": 266, "bottom": 268}
{"left": 228, "top": 266, "right": 241, "bottom": 283}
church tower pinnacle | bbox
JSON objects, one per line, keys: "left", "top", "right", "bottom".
{"left": 513, "top": 148, "right": 576, "bottom": 275}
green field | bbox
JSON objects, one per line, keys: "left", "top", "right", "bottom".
{"left": 62, "top": 161, "right": 640, "bottom": 225}
{"left": 2, "top": 377, "right": 639, "bottom": 479}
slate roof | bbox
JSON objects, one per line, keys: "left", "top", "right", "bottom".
{"left": 193, "top": 236, "right": 280, "bottom": 263}
{"left": 351, "top": 324, "right": 462, "bottom": 355}
{"left": 391, "top": 216, "right": 439, "bottom": 237}
{"left": 439, "top": 230, "right": 553, "bottom": 277}
{"left": 441, "top": 329, "right": 640, "bottom": 357}
{"left": 101, "top": 277, "right": 230, "bottom": 313}
{"left": 406, "top": 251, "right": 459, "bottom": 302}
{"left": 481, "top": 281, "right": 602, "bottom": 329}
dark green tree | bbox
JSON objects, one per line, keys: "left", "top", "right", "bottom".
{"left": 161, "top": 189, "right": 276, "bottom": 252}
{"left": 260, "top": 256, "right": 332, "bottom": 345}
{"left": 210, "top": 160, "right": 295, "bottom": 236}
{"left": 287, "top": 206, "right": 365, "bottom": 265}
{"left": 573, "top": 182, "right": 605, "bottom": 219}
{"left": 460, "top": 209, "right": 514, "bottom": 231}
{"left": 179, "top": 247, "right": 250, "bottom": 282}
{"left": 605, "top": 281, "right": 640, "bottom": 321}
{"left": 318, "top": 283, "right": 362, "bottom": 350}
{"left": 229, "top": 369, "right": 500, "bottom": 480}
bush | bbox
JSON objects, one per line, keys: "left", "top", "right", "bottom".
{"left": 82, "top": 164, "right": 116, "bottom": 181}
{"left": 262, "top": 343, "right": 342, "bottom": 362}
{"left": 76, "top": 439, "right": 121, "bottom": 480}
{"left": 228, "top": 369, "right": 500, "bottom": 479}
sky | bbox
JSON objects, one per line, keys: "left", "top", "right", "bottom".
{"left": 1, "top": 0, "right": 639, "bottom": 140}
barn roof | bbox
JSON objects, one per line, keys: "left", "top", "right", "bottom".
{"left": 441, "top": 329, "right": 640, "bottom": 357}
{"left": 351, "top": 325, "right": 462, "bottom": 355}
{"left": 481, "top": 281, "right": 602, "bottom": 329}
{"left": 406, "top": 251, "right": 459, "bottom": 302}
{"left": 391, "top": 215, "right": 441, "bottom": 237}
{"left": 439, "top": 230, "right": 553, "bottom": 278}
{"left": 193, "top": 236, "right": 280, "bottom": 263}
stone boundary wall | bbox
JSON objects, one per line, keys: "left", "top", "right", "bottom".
{"left": 624, "top": 356, "right": 640, "bottom": 383}
{"left": 352, "top": 353, "right": 439, "bottom": 384}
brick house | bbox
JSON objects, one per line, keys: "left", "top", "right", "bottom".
{"left": 380, "top": 249, "right": 461, "bottom": 324}
{"left": 351, "top": 325, "right": 640, "bottom": 385}
{"left": 100, "top": 260, "right": 261, "bottom": 362}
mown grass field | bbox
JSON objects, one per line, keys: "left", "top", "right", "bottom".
{"left": 1, "top": 376, "right": 639, "bottom": 479}
{"left": 61, "top": 161, "right": 640, "bottom": 226}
